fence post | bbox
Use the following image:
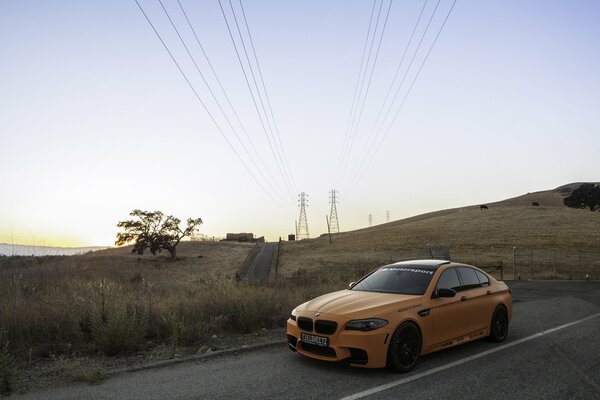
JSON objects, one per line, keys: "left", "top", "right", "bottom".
{"left": 530, "top": 248, "right": 534, "bottom": 279}
{"left": 512, "top": 246, "right": 516, "bottom": 280}
{"left": 500, "top": 260, "right": 503, "bottom": 281}
{"left": 578, "top": 250, "right": 582, "bottom": 280}
{"left": 553, "top": 249, "right": 557, "bottom": 280}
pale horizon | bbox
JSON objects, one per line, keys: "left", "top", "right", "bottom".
{"left": 2, "top": 0, "right": 599, "bottom": 247}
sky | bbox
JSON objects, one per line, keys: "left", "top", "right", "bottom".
{"left": 1, "top": 0, "right": 599, "bottom": 247}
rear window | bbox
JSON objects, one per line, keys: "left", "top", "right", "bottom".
{"left": 476, "top": 270, "right": 490, "bottom": 286}
{"left": 352, "top": 266, "right": 435, "bottom": 295}
{"left": 458, "top": 268, "right": 482, "bottom": 290}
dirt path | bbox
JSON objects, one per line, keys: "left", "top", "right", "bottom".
{"left": 244, "top": 242, "right": 278, "bottom": 282}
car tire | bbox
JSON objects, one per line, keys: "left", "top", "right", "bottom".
{"left": 489, "top": 304, "right": 509, "bottom": 342}
{"left": 387, "top": 322, "right": 421, "bottom": 372}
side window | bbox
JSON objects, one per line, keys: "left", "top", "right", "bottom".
{"left": 476, "top": 270, "right": 490, "bottom": 287}
{"left": 458, "top": 268, "right": 482, "bottom": 291}
{"left": 436, "top": 268, "right": 461, "bottom": 291}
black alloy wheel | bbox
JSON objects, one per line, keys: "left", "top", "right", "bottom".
{"left": 489, "top": 305, "right": 509, "bottom": 342}
{"left": 387, "top": 322, "right": 421, "bottom": 372}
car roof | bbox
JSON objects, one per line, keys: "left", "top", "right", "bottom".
{"left": 386, "top": 259, "right": 451, "bottom": 270}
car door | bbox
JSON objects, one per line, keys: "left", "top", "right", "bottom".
{"left": 429, "top": 267, "right": 469, "bottom": 349}
{"left": 455, "top": 267, "right": 489, "bottom": 338}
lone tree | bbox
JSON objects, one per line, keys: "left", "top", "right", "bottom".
{"left": 563, "top": 183, "right": 600, "bottom": 211}
{"left": 116, "top": 210, "right": 203, "bottom": 260}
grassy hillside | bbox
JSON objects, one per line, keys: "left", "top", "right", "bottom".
{"left": 278, "top": 185, "right": 600, "bottom": 280}
{"left": 85, "top": 240, "right": 255, "bottom": 279}
{"left": 1, "top": 183, "right": 598, "bottom": 374}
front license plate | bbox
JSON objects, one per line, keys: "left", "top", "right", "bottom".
{"left": 301, "top": 332, "right": 328, "bottom": 347}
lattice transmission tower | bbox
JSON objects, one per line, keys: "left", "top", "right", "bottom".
{"left": 297, "top": 192, "right": 310, "bottom": 240}
{"left": 368, "top": 214, "right": 373, "bottom": 227}
{"left": 329, "top": 189, "right": 340, "bottom": 233}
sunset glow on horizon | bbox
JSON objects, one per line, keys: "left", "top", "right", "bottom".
{"left": 2, "top": 0, "right": 599, "bottom": 247}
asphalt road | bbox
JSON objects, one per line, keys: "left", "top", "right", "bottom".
{"left": 16, "top": 281, "right": 600, "bottom": 400}
{"left": 244, "top": 242, "right": 278, "bottom": 282}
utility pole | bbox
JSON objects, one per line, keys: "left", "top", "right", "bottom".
{"left": 368, "top": 214, "right": 373, "bottom": 227}
{"left": 386, "top": 210, "right": 390, "bottom": 223}
{"left": 325, "top": 215, "right": 332, "bottom": 244}
{"left": 297, "top": 193, "right": 310, "bottom": 240}
{"left": 329, "top": 189, "right": 340, "bottom": 233}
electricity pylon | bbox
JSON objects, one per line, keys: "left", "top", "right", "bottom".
{"left": 329, "top": 190, "right": 340, "bottom": 233}
{"left": 297, "top": 192, "right": 310, "bottom": 239}
{"left": 368, "top": 214, "right": 373, "bottom": 227}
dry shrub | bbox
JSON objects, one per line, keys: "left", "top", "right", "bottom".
{"left": 0, "top": 255, "right": 353, "bottom": 361}
{"left": 51, "top": 356, "right": 105, "bottom": 383}
{"left": 91, "top": 306, "right": 149, "bottom": 356}
{"left": 0, "top": 330, "right": 15, "bottom": 395}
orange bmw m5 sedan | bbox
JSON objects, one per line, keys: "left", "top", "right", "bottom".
{"left": 287, "top": 260, "right": 512, "bottom": 372}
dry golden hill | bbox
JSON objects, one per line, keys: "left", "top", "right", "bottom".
{"left": 46, "top": 240, "right": 255, "bottom": 282}
{"left": 278, "top": 184, "right": 600, "bottom": 280}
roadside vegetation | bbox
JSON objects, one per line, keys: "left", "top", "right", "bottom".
{"left": 0, "top": 243, "right": 358, "bottom": 369}
{"left": 2, "top": 184, "right": 600, "bottom": 394}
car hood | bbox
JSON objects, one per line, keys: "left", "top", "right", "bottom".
{"left": 297, "top": 289, "right": 421, "bottom": 317}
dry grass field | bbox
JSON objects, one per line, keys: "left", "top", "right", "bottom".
{"left": 0, "top": 239, "right": 348, "bottom": 376}
{"left": 1, "top": 183, "right": 599, "bottom": 391}
{"left": 277, "top": 186, "right": 600, "bottom": 280}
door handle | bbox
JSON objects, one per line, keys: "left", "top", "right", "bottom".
{"left": 418, "top": 309, "right": 430, "bottom": 317}
{"left": 486, "top": 290, "right": 492, "bottom": 295}
{"left": 461, "top": 296, "right": 468, "bottom": 301}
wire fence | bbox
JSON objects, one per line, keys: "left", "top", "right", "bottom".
{"left": 405, "top": 246, "right": 600, "bottom": 281}
{"left": 509, "top": 247, "right": 600, "bottom": 281}
{"left": 279, "top": 246, "right": 600, "bottom": 283}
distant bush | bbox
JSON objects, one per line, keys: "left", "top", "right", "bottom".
{"left": 563, "top": 183, "right": 600, "bottom": 211}
{"left": 91, "top": 307, "right": 148, "bottom": 356}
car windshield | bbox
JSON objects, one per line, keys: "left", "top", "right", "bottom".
{"left": 351, "top": 266, "right": 435, "bottom": 295}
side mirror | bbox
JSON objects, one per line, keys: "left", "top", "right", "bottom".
{"left": 435, "top": 288, "right": 456, "bottom": 298}
{"left": 348, "top": 282, "right": 356, "bottom": 289}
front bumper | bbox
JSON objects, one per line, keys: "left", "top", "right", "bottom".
{"left": 286, "top": 313, "right": 392, "bottom": 368}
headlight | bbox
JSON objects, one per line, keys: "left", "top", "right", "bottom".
{"left": 290, "top": 308, "right": 298, "bottom": 321}
{"left": 345, "top": 318, "right": 388, "bottom": 331}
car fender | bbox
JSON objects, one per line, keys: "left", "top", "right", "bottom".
{"left": 386, "top": 316, "right": 425, "bottom": 354}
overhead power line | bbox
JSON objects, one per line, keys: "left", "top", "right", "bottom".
{"left": 156, "top": 0, "right": 289, "bottom": 205}
{"left": 218, "top": 0, "right": 297, "bottom": 200}
{"left": 334, "top": 0, "right": 377, "bottom": 185}
{"left": 238, "top": 0, "right": 298, "bottom": 194}
{"left": 336, "top": 0, "right": 394, "bottom": 187}
{"left": 345, "top": 0, "right": 458, "bottom": 197}
{"left": 338, "top": 0, "right": 393, "bottom": 186}
{"left": 342, "top": 0, "right": 430, "bottom": 191}
{"left": 175, "top": 0, "right": 290, "bottom": 200}
{"left": 133, "top": 0, "right": 289, "bottom": 210}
